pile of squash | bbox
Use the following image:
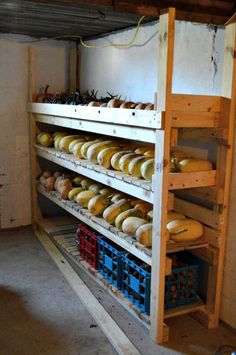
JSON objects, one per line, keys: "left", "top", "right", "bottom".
{"left": 39, "top": 171, "right": 204, "bottom": 247}
{"left": 37, "top": 131, "right": 214, "bottom": 182}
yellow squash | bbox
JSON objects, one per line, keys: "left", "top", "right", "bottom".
{"left": 167, "top": 219, "right": 203, "bottom": 242}
{"left": 122, "top": 217, "right": 148, "bottom": 237}
{"left": 135, "top": 223, "right": 153, "bottom": 247}
{"left": 177, "top": 159, "right": 213, "bottom": 172}
{"left": 103, "top": 199, "right": 132, "bottom": 224}
{"left": 76, "top": 190, "right": 97, "bottom": 208}
{"left": 141, "top": 159, "right": 154, "bottom": 181}
{"left": 88, "top": 195, "right": 110, "bottom": 216}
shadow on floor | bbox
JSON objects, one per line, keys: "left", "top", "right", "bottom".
{"left": 0, "top": 286, "right": 69, "bottom": 355}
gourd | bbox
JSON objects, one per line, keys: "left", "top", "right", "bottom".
{"left": 111, "top": 150, "right": 133, "bottom": 170}
{"left": 128, "top": 156, "right": 150, "bottom": 178}
{"left": 68, "top": 187, "right": 83, "bottom": 201}
{"left": 80, "top": 140, "right": 102, "bottom": 159}
{"left": 167, "top": 212, "right": 186, "bottom": 224}
{"left": 110, "top": 193, "right": 127, "bottom": 204}
{"left": 122, "top": 217, "right": 148, "bottom": 236}
{"left": 100, "top": 187, "right": 116, "bottom": 198}
{"left": 141, "top": 159, "right": 154, "bottom": 181}
{"left": 56, "top": 178, "right": 73, "bottom": 200}
{"left": 72, "top": 175, "right": 84, "bottom": 186}
{"left": 115, "top": 207, "right": 145, "bottom": 230}
{"left": 135, "top": 224, "right": 153, "bottom": 247}
{"left": 103, "top": 199, "right": 132, "bottom": 224}
{"left": 73, "top": 141, "right": 89, "bottom": 159}
{"left": 119, "top": 153, "right": 140, "bottom": 173}
{"left": 45, "top": 176, "right": 56, "bottom": 191}
{"left": 59, "top": 135, "right": 81, "bottom": 153}
{"left": 89, "top": 183, "right": 105, "bottom": 193}
{"left": 177, "top": 159, "right": 213, "bottom": 172}
{"left": 88, "top": 195, "right": 110, "bottom": 216}
{"left": 80, "top": 178, "right": 94, "bottom": 190}
{"left": 87, "top": 141, "right": 115, "bottom": 163}
{"left": 134, "top": 146, "right": 152, "bottom": 154}
{"left": 76, "top": 190, "right": 97, "bottom": 207}
{"left": 37, "top": 132, "right": 54, "bottom": 147}
{"left": 97, "top": 147, "right": 121, "bottom": 169}
{"left": 69, "top": 139, "right": 87, "bottom": 153}
{"left": 167, "top": 219, "right": 203, "bottom": 242}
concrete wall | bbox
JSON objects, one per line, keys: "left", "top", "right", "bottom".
{"left": 0, "top": 34, "right": 73, "bottom": 229}
{"left": 79, "top": 21, "right": 236, "bottom": 329}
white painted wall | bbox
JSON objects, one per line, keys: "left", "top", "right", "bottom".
{"left": 0, "top": 34, "right": 73, "bottom": 229}
{"left": 79, "top": 21, "right": 236, "bottom": 329}
{"left": 80, "top": 21, "right": 224, "bottom": 101}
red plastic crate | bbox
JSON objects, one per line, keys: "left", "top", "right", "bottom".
{"left": 77, "top": 224, "right": 100, "bottom": 269}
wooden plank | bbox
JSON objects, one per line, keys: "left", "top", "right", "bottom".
{"left": 37, "top": 184, "right": 152, "bottom": 265}
{"left": 174, "top": 197, "right": 221, "bottom": 229}
{"left": 164, "top": 298, "right": 205, "bottom": 319}
{"left": 178, "top": 187, "right": 224, "bottom": 204}
{"left": 169, "top": 171, "right": 216, "bottom": 190}
{"left": 29, "top": 103, "right": 162, "bottom": 129}
{"left": 168, "top": 111, "right": 219, "bottom": 128}
{"left": 166, "top": 239, "right": 208, "bottom": 254}
{"left": 169, "top": 94, "right": 221, "bottom": 112}
{"left": 69, "top": 47, "right": 77, "bottom": 92}
{"left": 35, "top": 145, "right": 153, "bottom": 203}
{"left": 34, "top": 114, "right": 157, "bottom": 144}
{"left": 170, "top": 128, "right": 178, "bottom": 146}
{"left": 165, "top": 257, "right": 172, "bottom": 275}
{"left": 178, "top": 128, "right": 228, "bottom": 141}
{"left": 208, "top": 21, "right": 236, "bottom": 328}
{"left": 36, "top": 230, "right": 141, "bottom": 355}
{"left": 150, "top": 8, "right": 175, "bottom": 344}
{"left": 28, "top": 47, "right": 42, "bottom": 225}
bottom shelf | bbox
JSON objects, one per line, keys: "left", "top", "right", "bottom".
{"left": 37, "top": 217, "right": 206, "bottom": 324}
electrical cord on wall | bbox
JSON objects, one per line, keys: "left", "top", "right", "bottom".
{"left": 0, "top": 15, "right": 147, "bottom": 48}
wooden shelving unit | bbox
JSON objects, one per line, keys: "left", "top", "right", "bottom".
{"left": 28, "top": 8, "right": 236, "bottom": 344}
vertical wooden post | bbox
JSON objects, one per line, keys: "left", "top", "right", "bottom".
{"left": 150, "top": 8, "right": 175, "bottom": 343}
{"left": 208, "top": 21, "right": 236, "bottom": 327}
{"left": 69, "top": 46, "right": 78, "bottom": 92}
{"left": 28, "top": 47, "right": 42, "bottom": 226}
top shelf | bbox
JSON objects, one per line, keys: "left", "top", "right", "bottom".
{"left": 29, "top": 103, "right": 162, "bottom": 129}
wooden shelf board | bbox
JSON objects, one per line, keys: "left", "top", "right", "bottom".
{"left": 37, "top": 184, "right": 152, "bottom": 265}
{"left": 36, "top": 145, "right": 154, "bottom": 204}
{"left": 166, "top": 238, "right": 209, "bottom": 253}
{"left": 169, "top": 171, "right": 216, "bottom": 190}
{"left": 49, "top": 231, "right": 151, "bottom": 328}
{"left": 29, "top": 103, "right": 162, "bottom": 129}
{"left": 164, "top": 298, "right": 205, "bottom": 319}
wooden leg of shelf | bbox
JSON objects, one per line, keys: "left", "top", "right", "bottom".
{"left": 163, "top": 323, "right": 169, "bottom": 343}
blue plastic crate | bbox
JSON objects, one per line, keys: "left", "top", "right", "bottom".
{"left": 121, "top": 254, "right": 151, "bottom": 314}
{"left": 165, "top": 253, "right": 199, "bottom": 310}
{"left": 97, "top": 238, "right": 126, "bottom": 289}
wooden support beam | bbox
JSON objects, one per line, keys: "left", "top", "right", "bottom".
{"left": 210, "top": 20, "right": 236, "bottom": 328}
{"left": 28, "top": 47, "right": 42, "bottom": 226}
{"left": 150, "top": 7, "right": 175, "bottom": 344}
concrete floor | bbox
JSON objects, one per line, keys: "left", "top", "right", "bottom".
{"left": 0, "top": 229, "right": 236, "bottom": 355}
